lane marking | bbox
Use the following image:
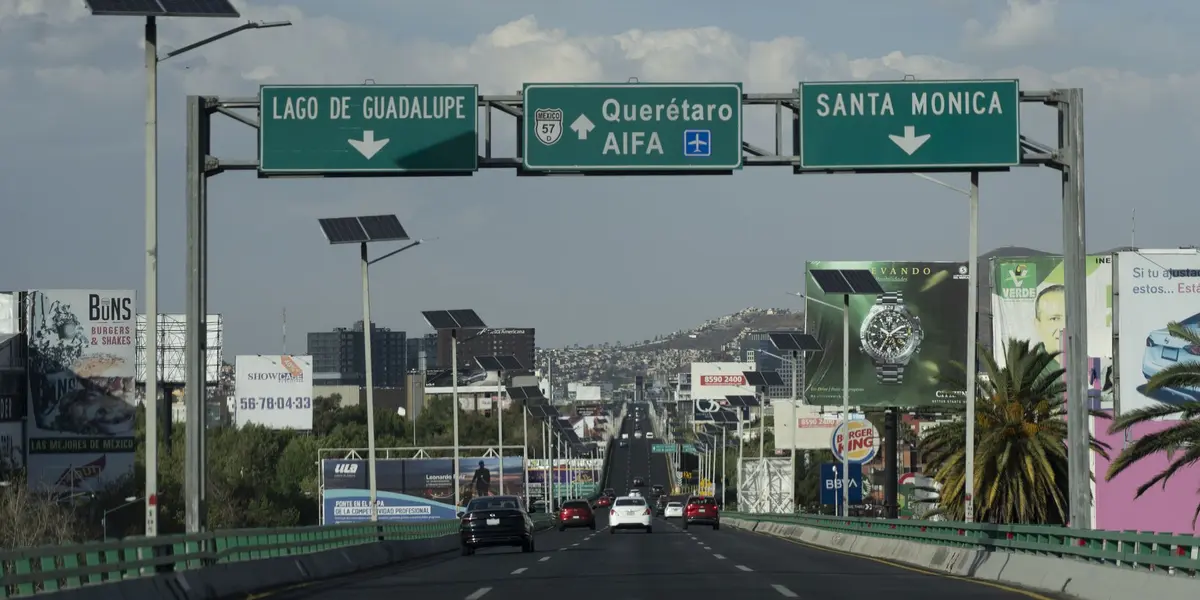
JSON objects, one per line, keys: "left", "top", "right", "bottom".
{"left": 713, "top": 553, "right": 726, "bottom": 559}
{"left": 557, "top": 548, "right": 567, "bottom": 552}
{"left": 735, "top": 565, "right": 753, "bottom": 571}
{"left": 745, "top": 528, "right": 1059, "bottom": 600}
{"left": 511, "top": 568, "right": 527, "bottom": 575}
{"left": 703, "top": 546, "right": 712, "bottom": 550}
{"left": 772, "top": 584, "right": 798, "bottom": 598}
{"left": 539, "top": 556, "right": 551, "bottom": 562}
{"left": 466, "top": 588, "right": 492, "bottom": 600}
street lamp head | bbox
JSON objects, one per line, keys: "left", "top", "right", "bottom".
{"left": 252, "top": 20, "right": 292, "bottom": 29}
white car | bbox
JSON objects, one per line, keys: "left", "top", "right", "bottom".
{"left": 634, "top": 431, "right": 643, "bottom": 439}
{"left": 608, "top": 496, "right": 652, "bottom": 533}
{"left": 663, "top": 502, "right": 683, "bottom": 519}
{"left": 621, "top": 433, "right": 629, "bottom": 439}
{"left": 645, "top": 432, "right": 654, "bottom": 439}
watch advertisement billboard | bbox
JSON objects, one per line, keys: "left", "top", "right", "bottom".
{"left": 321, "top": 456, "right": 525, "bottom": 523}
{"left": 1114, "top": 251, "right": 1200, "bottom": 417}
{"left": 804, "top": 261, "right": 969, "bottom": 408}
{"left": 234, "top": 355, "right": 314, "bottom": 430}
{"left": 773, "top": 401, "right": 840, "bottom": 450}
{"left": 25, "top": 290, "right": 137, "bottom": 492}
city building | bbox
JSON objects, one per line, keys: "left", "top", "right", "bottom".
{"left": 437, "top": 327, "right": 535, "bottom": 375}
{"left": 406, "top": 333, "right": 438, "bottom": 371}
{"left": 307, "top": 320, "right": 408, "bottom": 388}
{"left": 740, "top": 330, "right": 797, "bottom": 398}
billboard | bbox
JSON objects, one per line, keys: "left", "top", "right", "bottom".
{"left": 0, "top": 421, "right": 24, "bottom": 471}
{"left": 1093, "top": 412, "right": 1200, "bottom": 533}
{"left": 991, "top": 254, "right": 1113, "bottom": 369}
{"left": 234, "top": 355, "right": 314, "bottom": 430}
{"left": 1114, "top": 251, "right": 1200, "bottom": 416}
{"left": 805, "top": 261, "right": 969, "bottom": 408}
{"left": 320, "top": 456, "right": 525, "bottom": 523}
{"left": 830, "top": 419, "right": 880, "bottom": 464}
{"left": 773, "top": 401, "right": 841, "bottom": 450}
{"left": 820, "top": 462, "right": 862, "bottom": 506}
{"left": 26, "top": 290, "right": 137, "bottom": 492}
{"left": 689, "top": 362, "right": 753, "bottom": 403}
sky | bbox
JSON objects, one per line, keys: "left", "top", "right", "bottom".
{"left": 1, "top": 0, "right": 1197, "bottom": 354}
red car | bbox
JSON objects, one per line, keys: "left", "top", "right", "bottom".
{"left": 558, "top": 499, "right": 596, "bottom": 531}
{"left": 682, "top": 496, "right": 719, "bottom": 530}
{"left": 594, "top": 496, "right": 613, "bottom": 509}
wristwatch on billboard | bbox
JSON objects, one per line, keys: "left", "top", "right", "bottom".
{"left": 859, "top": 291, "right": 924, "bottom": 385}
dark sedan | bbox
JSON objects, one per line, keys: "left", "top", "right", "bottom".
{"left": 458, "top": 496, "right": 535, "bottom": 555}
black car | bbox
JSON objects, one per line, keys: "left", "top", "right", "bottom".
{"left": 651, "top": 484, "right": 665, "bottom": 495}
{"left": 655, "top": 495, "right": 669, "bottom": 516}
{"left": 632, "top": 476, "right": 645, "bottom": 487}
{"left": 459, "top": 495, "right": 535, "bottom": 555}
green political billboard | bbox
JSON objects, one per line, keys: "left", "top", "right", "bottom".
{"left": 804, "top": 261, "right": 969, "bottom": 408}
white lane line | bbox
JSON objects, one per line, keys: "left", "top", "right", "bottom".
{"left": 510, "top": 567, "right": 528, "bottom": 575}
{"left": 539, "top": 556, "right": 552, "bottom": 562}
{"left": 572, "top": 543, "right": 580, "bottom": 546}
{"left": 703, "top": 546, "right": 712, "bottom": 550}
{"left": 466, "top": 588, "right": 492, "bottom": 600}
{"left": 557, "top": 547, "right": 567, "bottom": 552}
{"left": 735, "top": 565, "right": 753, "bottom": 572}
{"left": 713, "top": 553, "right": 726, "bottom": 559}
{"left": 772, "top": 584, "right": 798, "bottom": 597}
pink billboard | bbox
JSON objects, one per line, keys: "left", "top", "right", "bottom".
{"left": 1093, "top": 412, "right": 1200, "bottom": 534}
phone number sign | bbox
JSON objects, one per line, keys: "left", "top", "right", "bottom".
{"left": 700, "top": 374, "right": 746, "bottom": 385}
{"left": 235, "top": 355, "right": 314, "bottom": 430}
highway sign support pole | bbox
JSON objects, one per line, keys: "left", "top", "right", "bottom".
{"left": 184, "top": 95, "right": 211, "bottom": 534}
{"left": 361, "top": 242, "right": 379, "bottom": 522}
{"left": 841, "top": 293, "right": 850, "bottom": 517}
{"left": 143, "top": 15, "right": 159, "bottom": 539}
{"left": 452, "top": 330, "right": 461, "bottom": 510}
{"left": 1061, "top": 89, "right": 1091, "bottom": 530}
{"left": 964, "top": 171, "right": 980, "bottom": 523}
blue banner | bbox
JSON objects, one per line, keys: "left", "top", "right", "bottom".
{"left": 819, "top": 462, "right": 862, "bottom": 506}
{"left": 321, "top": 456, "right": 525, "bottom": 524}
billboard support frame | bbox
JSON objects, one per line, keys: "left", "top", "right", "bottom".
{"left": 185, "top": 87, "right": 1088, "bottom": 529}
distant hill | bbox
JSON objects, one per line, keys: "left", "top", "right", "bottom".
{"left": 628, "top": 308, "right": 804, "bottom": 353}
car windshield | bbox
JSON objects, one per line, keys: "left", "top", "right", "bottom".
{"left": 614, "top": 498, "right": 646, "bottom": 506}
{"left": 467, "top": 498, "right": 520, "bottom": 511}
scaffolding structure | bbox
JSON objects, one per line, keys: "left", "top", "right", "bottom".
{"left": 136, "top": 314, "right": 223, "bottom": 385}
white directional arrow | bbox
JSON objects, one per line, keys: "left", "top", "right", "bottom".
{"left": 348, "top": 130, "right": 390, "bottom": 160}
{"left": 571, "top": 113, "right": 595, "bottom": 140}
{"left": 888, "top": 126, "right": 931, "bottom": 155}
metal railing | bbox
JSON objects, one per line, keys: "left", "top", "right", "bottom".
{"left": 2, "top": 514, "right": 556, "bottom": 598}
{"left": 726, "top": 512, "right": 1200, "bottom": 576}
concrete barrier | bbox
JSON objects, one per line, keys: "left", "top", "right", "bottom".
{"left": 727, "top": 519, "right": 1200, "bottom": 600}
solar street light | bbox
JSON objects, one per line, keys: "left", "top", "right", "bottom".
{"left": 421, "top": 309, "right": 486, "bottom": 510}
{"left": 85, "top": 0, "right": 292, "bottom": 537}
{"left": 318, "top": 214, "right": 419, "bottom": 522}
{"left": 477, "top": 356, "right": 524, "bottom": 494}
{"left": 809, "top": 269, "right": 883, "bottom": 516}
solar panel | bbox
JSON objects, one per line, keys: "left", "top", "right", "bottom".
{"left": 421, "top": 310, "right": 458, "bottom": 330}
{"left": 760, "top": 371, "right": 786, "bottom": 387}
{"left": 318, "top": 217, "right": 368, "bottom": 244}
{"left": 496, "top": 356, "right": 524, "bottom": 371}
{"left": 742, "top": 371, "right": 769, "bottom": 387}
{"left": 357, "top": 215, "right": 409, "bottom": 242}
{"left": 810, "top": 269, "right": 854, "bottom": 294}
{"left": 790, "top": 333, "right": 823, "bottom": 352}
{"left": 730, "top": 395, "right": 759, "bottom": 407}
{"left": 475, "top": 356, "right": 503, "bottom": 371}
{"left": 768, "top": 332, "right": 802, "bottom": 351}
{"left": 448, "top": 309, "right": 486, "bottom": 329}
{"left": 505, "top": 386, "right": 528, "bottom": 400}
{"left": 841, "top": 269, "right": 885, "bottom": 295}
{"left": 87, "top": 0, "right": 241, "bottom": 17}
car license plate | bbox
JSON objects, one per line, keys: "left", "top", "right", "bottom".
{"left": 572, "top": 515, "right": 580, "bottom": 519}
{"left": 486, "top": 518, "right": 500, "bottom": 526}
{"left": 1163, "top": 347, "right": 1180, "bottom": 361}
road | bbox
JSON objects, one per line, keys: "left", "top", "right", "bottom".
{"left": 261, "top": 409, "right": 1047, "bottom": 599}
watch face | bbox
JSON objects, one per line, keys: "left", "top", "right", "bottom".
{"left": 861, "top": 306, "right": 921, "bottom": 362}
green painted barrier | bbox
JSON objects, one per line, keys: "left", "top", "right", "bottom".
{"left": 0, "top": 515, "right": 556, "bottom": 598}
{"left": 725, "top": 512, "right": 1200, "bottom": 576}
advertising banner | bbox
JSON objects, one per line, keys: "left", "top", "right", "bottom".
{"left": 234, "top": 355, "right": 314, "bottom": 430}
{"left": 830, "top": 419, "right": 880, "bottom": 464}
{"left": 773, "top": 401, "right": 841, "bottom": 450}
{"left": 1092, "top": 412, "right": 1200, "bottom": 533}
{"left": 991, "top": 254, "right": 1113, "bottom": 369}
{"left": 805, "top": 261, "right": 969, "bottom": 408}
{"left": 0, "top": 421, "right": 24, "bottom": 471}
{"left": 1114, "top": 251, "right": 1200, "bottom": 416}
{"left": 26, "top": 290, "right": 136, "bottom": 492}
{"left": 820, "top": 462, "right": 862, "bottom": 506}
{"left": 321, "top": 456, "right": 525, "bottom": 523}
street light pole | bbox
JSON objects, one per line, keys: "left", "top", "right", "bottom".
{"left": 842, "top": 293, "right": 851, "bottom": 517}
{"left": 360, "top": 242, "right": 378, "bottom": 521}
{"left": 452, "top": 330, "right": 461, "bottom": 509}
{"left": 496, "top": 370, "right": 505, "bottom": 494}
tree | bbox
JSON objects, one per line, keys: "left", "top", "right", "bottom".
{"left": 920, "top": 339, "right": 1109, "bottom": 524}
{"left": 1103, "top": 321, "right": 1200, "bottom": 525}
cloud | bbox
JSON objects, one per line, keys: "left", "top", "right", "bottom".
{"left": 964, "top": 0, "right": 1057, "bottom": 50}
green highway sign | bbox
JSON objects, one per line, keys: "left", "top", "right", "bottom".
{"left": 258, "top": 84, "right": 478, "bottom": 175}
{"left": 798, "top": 79, "right": 1020, "bottom": 170}
{"left": 651, "top": 443, "right": 678, "bottom": 454}
{"left": 522, "top": 83, "right": 743, "bottom": 172}
{"left": 681, "top": 444, "right": 698, "bottom": 455}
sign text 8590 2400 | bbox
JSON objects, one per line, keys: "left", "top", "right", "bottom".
{"left": 700, "top": 374, "right": 746, "bottom": 386}
{"left": 237, "top": 396, "right": 312, "bottom": 411}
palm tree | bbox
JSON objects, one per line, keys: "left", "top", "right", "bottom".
{"left": 1103, "top": 322, "right": 1200, "bottom": 524}
{"left": 920, "top": 339, "right": 1109, "bottom": 524}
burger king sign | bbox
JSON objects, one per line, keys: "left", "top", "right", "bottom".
{"left": 830, "top": 419, "right": 879, "bottom": 464}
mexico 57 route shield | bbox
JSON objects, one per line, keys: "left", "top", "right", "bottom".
{"left": 522, "top": 83, "right": 743, "bottom": 172}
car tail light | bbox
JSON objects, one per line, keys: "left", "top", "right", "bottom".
{"left": 610, "top": 509, "right": 616, "bottom": 517}
{"left": 644, "top": 507, "right": 652, "bottom": 515}
{"left": 1147, "top": 336, "right": 1155, "bottom": 347}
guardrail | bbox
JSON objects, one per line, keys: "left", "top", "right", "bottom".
{"left": 2, "top": 514, "right": 556, "bottom": 598}
{"left": 725, "top": 512, "right": 1200, "bottom": 576}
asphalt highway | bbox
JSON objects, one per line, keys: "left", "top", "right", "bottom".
{"left": 260, "top": 410, "right": 1050, "bottom": 600}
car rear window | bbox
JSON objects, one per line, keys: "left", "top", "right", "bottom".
{"left": 563, "top": 501, "right": 590, "bottom": 509}
{"left": 667, "top": 502, "right": 682, "bottom": 507}
{"left": 688, "top": 497, "right": 715, "bottom": 505}
{"left": 614, "top": 498, "right": 646, "bottom": 506}
{"left": 467, "top": 498, "right": 521, "bottom": 511}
